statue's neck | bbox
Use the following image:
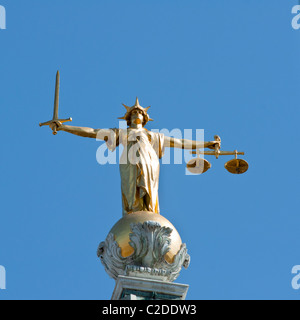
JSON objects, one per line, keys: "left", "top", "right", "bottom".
{"left": 130, "top": 122, "right": 143, "bottom": 130}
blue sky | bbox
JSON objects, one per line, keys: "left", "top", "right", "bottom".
{"left": 0, "top": 0, "right": 300, "bottom": 300}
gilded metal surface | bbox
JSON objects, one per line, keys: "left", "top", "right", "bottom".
{"left": 53, "top": 70, "right": 60, "bottom": 120}
{"left": 109, "top": 211, "right": 182, "bottom": 264}
{"left": 225, "top": 159, "right": 249, "bottom": 174}
{"left": 186, "top": 158, "right": 211, "bottom": 174}
{"left": 214, "top": 135, "right": 221, "bottom": 159}
{"left": 40, "top": 75, "right": 248, "bottom": 212}
{"left": 191, "top": 150, "right": 245, "bottom": 157}
{"left": 39, "top": 71, "right": 72, "bottom": 134}
{"left": 98, "top": 220, "right": 189, "bottom": 281}
{"left": 190, "top": 139, "right": 248, "bottom": 174}
{"left": 102, "top": 122, "right": 165, "bottom": 216}
{"left": 118, "top": 97, "right": 154, "bottom": 126}
{"left": 41, "top": 91, "right": 221, "bottom": 215}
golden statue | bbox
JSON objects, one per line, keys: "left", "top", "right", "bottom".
{"left": 40, "top": 72, "right": 249, "bottom": 284}
{"left": 40, "top": 72, "right": 247, "bottom": 217}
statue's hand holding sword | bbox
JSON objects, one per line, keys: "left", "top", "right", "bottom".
{"left": 39, "top": 71, "right": 72, "bottom": 134}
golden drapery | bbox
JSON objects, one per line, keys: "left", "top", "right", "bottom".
{"left": 106, "top": 128, "right": 165, "bottom": 216}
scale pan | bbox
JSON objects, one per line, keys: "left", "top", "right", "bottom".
{"left": 186, "top": 158, "right": 211, "bottom": 174}
{"left": 225, "top": 159, "right": 249, "bottom": 174}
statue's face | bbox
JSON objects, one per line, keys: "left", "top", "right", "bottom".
{"left": 130, "top": 109, "right": 144, "bottom": 125}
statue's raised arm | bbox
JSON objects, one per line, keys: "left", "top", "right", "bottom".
{"left": 164, "top": 135, "right": 220, "bottom": 150}
{"left": 50, "top": 121, "right": 111, "bottom": 140}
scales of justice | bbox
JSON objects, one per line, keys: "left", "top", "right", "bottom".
{"left": 40, "top": 71, "right": 248, "bottom": 300}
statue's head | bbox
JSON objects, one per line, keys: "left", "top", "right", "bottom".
{"left": 118, "top": 97, "right": 153, "bottom": 127}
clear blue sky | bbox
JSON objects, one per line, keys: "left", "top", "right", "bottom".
{"left": 0, "top": 0, "right": 300, "bottom": 300}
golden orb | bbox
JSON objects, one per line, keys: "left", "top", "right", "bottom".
{"left": 109, "top": 211, "right": 182, "bottom": 264}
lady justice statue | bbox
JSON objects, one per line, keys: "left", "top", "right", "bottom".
{"left": 46, "top": 96, "right": 220, "bottom": 217}
{"left": 40, "top": 72, "right": 246, "bottom": 299}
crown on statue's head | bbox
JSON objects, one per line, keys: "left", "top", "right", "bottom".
{"left": 118, "top": 97, "right": 154, "bottom": 126}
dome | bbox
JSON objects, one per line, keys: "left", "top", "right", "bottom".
{"left": 109, "top": 211, "right": 182, "bottom": 264}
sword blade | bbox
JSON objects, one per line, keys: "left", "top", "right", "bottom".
{"left": 53, "top": 70, "right": 60, "bottom": 120}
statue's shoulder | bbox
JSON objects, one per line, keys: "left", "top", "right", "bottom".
{"left": 148, "top": 130, "right": 164, "bottom": 139}
{"left": 109, "top": 128, "right": 127, "bottom": 135}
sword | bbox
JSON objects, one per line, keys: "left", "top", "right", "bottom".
{"left": 39, "top": 71, "right": 72, "bottom": 135}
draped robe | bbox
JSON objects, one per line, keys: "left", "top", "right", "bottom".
{"left": 106, "top": 128, "right": 165, "bottom": 216}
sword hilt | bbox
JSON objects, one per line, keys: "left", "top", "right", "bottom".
{"left": 39, "top": 117, "right": 72, "bottom": 135}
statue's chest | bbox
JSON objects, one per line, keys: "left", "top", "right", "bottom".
{"left": 121, "top": 130, "right": 152, "bottom": 145}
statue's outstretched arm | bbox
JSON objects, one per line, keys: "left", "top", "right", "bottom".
{"left": 50, "top": 121, "right": 111, "bottom": 140}
{"left": 164, "top": 136, "right": 220, "bottom": 150}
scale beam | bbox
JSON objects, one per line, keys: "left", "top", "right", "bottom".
{"left": 191, "top": 150, "right": 245, "bottom": 156}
